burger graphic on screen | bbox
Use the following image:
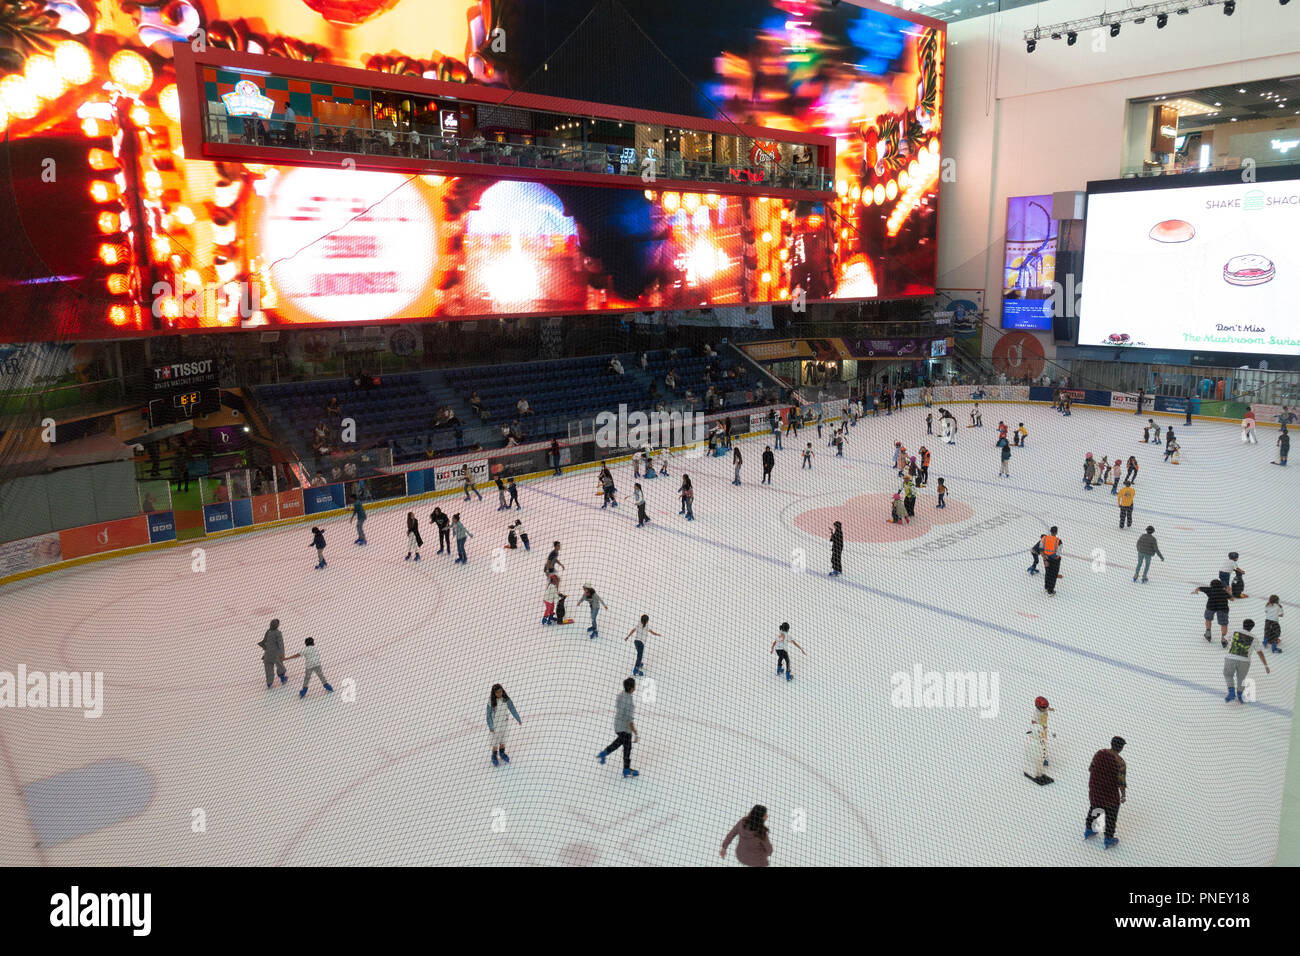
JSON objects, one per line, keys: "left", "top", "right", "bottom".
{"left": 1223, "top": 254, "right": 1275, "bottom": 287}
{"left": 1149, "top": 220, "right": 1195, "bottom": 243}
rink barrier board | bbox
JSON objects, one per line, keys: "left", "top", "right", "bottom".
{"left": 0, "top": 397, "right": 1275, "bottom": 588}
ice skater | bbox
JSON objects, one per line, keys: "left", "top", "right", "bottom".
{"left": 452, "top": 513, "right": 472, "bottom": 563}
{"left": 1194, "top": 577, "right": 1231, "bottom": 643}
{"left": 577, "top": 583, "right": 607, "bottom": 638}
{"left": 720, "top": 806, "right": 773, "bottom": 867}
{"left": 1223, "top": 619, "right": 1270, "bottom": 703}
{"left": 542, "top": 574, "right": 562, "bottom": 625}
{"left": 762, "top": 446, "right": 774, "bottom": 484}
{"left": 309, "top": 526, "right": 327, "bottom": 569}
{"left": 918, "top": 447, "right": 930, "bottom": 486}
{"left": 926, "top": 412, "right": 933, "bottom": 435}
{"left": 1163, "top": 438, "right": 1179, "bottom": 463}
{"left": 1276, "top": 430, "right": 1290, "bottom": 466}
{"left": 1109, "top": 456, "right": 1123, "bottom": 494}
{"left": 598, "top": 462, "right": 618, "bottom": 508}
{"left": 544, "top": 541, "right": 566, "bottom": 578}
{"left": 1015, "top": 423, "right": 1027, "bottom": 447}
{"left": 801, "top": 442, "right": 814, "bottom": 469}
{"left": 1125, "top": 455, "right": 1139, "bottom": 484}
{"left": 1263, "top": 595, "right": 1284, "bottom": 653}
{"left": 282, "top": 637, "right": 332, "bottom": 698}
{"left": 935, "top": 478, "right": 947, "bottom": 509}
{"left": 405, "top": 512, "right": 423, "bottom": 561}
{"left": 997, "top": 437, "right": 1011, "bottom": 478}
{"left": 463, "top": 471, "right": 482, "bottom": 502}
{"left": 1133, "top": 526, "right": 1163, "bottom": 583}
{"left": 506, "top": 477, "right": 520, "bottom": 509}
{"left": 625, "top": 613, "right": 661, "bottom": 676}
{"left": 771, "top": 622, "right": 806, "bottom": 682}
{"left": 732, "top": 446, "right": 743, "bottom": 485}
{"left": 495, "top": 477, "right": 509, "bottom": 510}
{"left": 1041, "top": 527, "right": 1062, "bottom": 594}
{"left": 891, "top": 492, "right": 908, "bottom": 524}
{"left": 678, "top": 474, "right": 694, "bottom": 520}
{"left": 633, "top": 483, "right": 650, "bottom": 527}
{"left": 1085, "top": 737, "right": 1126, "bottom": 849}
{"left": 1117, "top": 481, "right": 1135, "bottom": 528}
{"left": 829, "top": 521, "right": 843, "bottom": 576}
{"left": 431, "top": 507, "right": 451, "bottom": 553}
{"left": 1142, "top": 419, "right": 1157, "bottom": 443}
{"left": 596, "top": 677, "right": 639, "bottom": 778}
{"left": 486, "top": 684, "right": 522, "bottom": 765}
{"left": 258, "top": 618, "right": 288, "bottom": 688}
{"left": 1082, "top": 453, "right": 1096, "bottom": 490}
{"left": 1218, "top": 552, "right": 1242, "bottom": 591}
{"left": 1241, "top": 409, "right": 1257, "bottom": 443}
{"left": 350, "top": 495, "right": 367, "bottom": 545}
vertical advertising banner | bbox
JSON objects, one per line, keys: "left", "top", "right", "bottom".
{"left": 1001, "top": 195, "right": 1057, "bottom": 331}
{"left": 147, "top": 511, "right": 177, "bottom": 543}
{"left": 277, "top": 490, "right": 305, "bottom": 520}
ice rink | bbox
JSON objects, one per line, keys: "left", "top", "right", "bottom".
{"left": 1, "top": 401, "right": 1295, "bottom": 866}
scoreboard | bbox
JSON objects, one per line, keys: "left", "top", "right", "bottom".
{"left": 143, "top": 359, "right": 222, "bottom": 428}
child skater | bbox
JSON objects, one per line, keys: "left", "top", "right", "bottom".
{"left": 935, "top": 477, "right": 948, "bottom": 509}
{"left": 678, "top": 474, "right": 694, "bottom": 520}
{"left": 802, "top": 442, "right": 814, "bottom": 469}
{"left": 486, "top": 683, "right": 522, "bottom": 766}
{"left": 507, "top": 518, "right": 529, "bottom": 550}
{"left": 507, "top": 477, "right": 520, "bottom": 510}
{"left": 904, "top": 478, "right": 918, "bottom": 518}
{"left": 1242, "top": 409, "right": 1257, "bottom": 443}
{"left": 282, "top": 637, "right": 332, "bottom": 698}
{"left": 625, "top": 613, "right": 661, "bottom": 676}
{"left": 1110, "top": 456, "right": 1123, "bottom": 494}
{"left": 1263, "top": 595, "right": 1284, "bottom": 653}
{"left": 495, "top": 477, "right": 509, "bottom": 510}
{"left": 1014, "top": 423, "right": 1027, "bottom": 447}
{"left": 1083, "top": 453, "right": 1096, "bottom": 490}
{"left": 553, "top": 587, "right": 572, "bottom": 625}
{"left": 770, "top": 622, "right": 806, "bottom": 682}
{"left": 926, "top": 412, "right": 934, "bottom": 435}
{"left": 405, "top": 511, "right": 423, "bottom": 561}
{"left": 633, "top": 482, "right": 650, "bottom": 527}
{"left": 891, "top": 492, "right": 908, "bottom": 524}
{"left": 309, "top": 526, "right": 327, "bottom": 569}
{"left": 732, "top": 446, "right": 743, "bottom": 485}
{"left": 578, "top": 583, "right": 608, "bottom": 638}
{"left": 542, "top": 574, "right": 561, "bottom": 625}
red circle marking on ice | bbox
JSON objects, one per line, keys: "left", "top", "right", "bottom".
{"left": 793, "top": 493, "right": 975, "bottom": 543}
{"left": 1016, "top": 611, "right": 1039, "bottom": 619}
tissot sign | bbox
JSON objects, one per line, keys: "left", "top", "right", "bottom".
{"left": 148, "top": 359, "right": 217, "bottom": 392}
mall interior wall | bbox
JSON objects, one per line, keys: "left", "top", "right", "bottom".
{"left": 937, "top": 0, "right": 1300, "bottom": 361}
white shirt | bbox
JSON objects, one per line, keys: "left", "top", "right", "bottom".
{"left": 303, "top": 645, "right": 321, "bottom": 668}
{"left": 774, "top": 630, "right": 790, "bottom": 651}
{"left": 633, "top": 623, "right": 651, "bottom": 644}
{"left": 1220, "top": 558, "right": 1238, "bottom": 574}
{"left": 1265, "top": 603, "right": 1284, "bottom": 622}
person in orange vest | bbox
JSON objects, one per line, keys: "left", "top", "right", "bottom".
{"left": 918, "top": 446, "right": 931, "bottom": 486}
{"left": 1117, "top": 481, "right": 1136, "bottom": 529}
{"left": 1041, "top": 527, "right": 1063, "bottom": 594}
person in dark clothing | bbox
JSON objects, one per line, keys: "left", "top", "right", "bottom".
{"left": 148, "top": 441, "right": 161, "bottom": 477}
{"left": 678, "top": 474, "right": 694, "bottom": 520}
{"left": 1041, "top": 526, "right": 1062, "bottom": 594}
{"left": 829, "top": 521, "right": 843, "bottom": 576}
{"left": 1135, "top": 388, "right": 1144, "bottom": 415}
{"left": 431, "top": 507, "right": 451, "bottom": 554}
{"left": 544, "top": 541, "right": 565, "bottom": 578}
{"left": 1085, "top": 736, "right": 1127, "bottom": 848}
{"left": 173, "top": 457, "right": 190, "bottom": 493}
{"left": 894, "top": 386, "right": 904, "bottom": 409}
{"left": 507, "top": 477, "right": 520, "bottom": 509}
{"left": 761, "top": 446, "right": 775, "bottom": 484}
{"left": 549, "top": 439, "right": 562, "bottom": 476}
{"left": 309, "top": 526, "right": 327, "bottom": 569}
{"left": 1194, "top": 578, "right": 1231, "bottom": 643}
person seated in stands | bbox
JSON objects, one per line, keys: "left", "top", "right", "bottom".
{"left": 640, "top": 352, "right": 649, "bottom": 372}
{"left": 665, "top": 369, "right": 677, "bottom": 392}
{"left": 312, "top": 472, "right": 327, "bottom": 486}
{"left": 511, "top": 419, "right": 526, "bottom": 443}
{"left": 470, "top": 391, "right": 485, "bottom": 419}
{"left": 517, "top": 397, "right": 534, "bottom": 417}
{"left": 684, "top": 389, "right": 697, "bottom": 407}
{"left": 608, "top": 356, "right": 624, "bottom": 375}
{"left": 313, "top": 420, "right": 329, "bottom": 447}
{"left": 330, "top": 465, "right": 343, "bottom": 482}
{"left": 326, "top": 396, "right": 341, "bottom": 416}
{"left": 501, "top": 423, "right": 513, "bottom": 447}
{"left": 703, "top": 342, "right": 716, "bottom": 359}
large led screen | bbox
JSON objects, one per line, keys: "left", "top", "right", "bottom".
{"left": 1079, "top": 173, "right": 1300, "bottom": 354}
{"left": 1000, "top": 194, "right": 1057, "bottom": 331}
{"left": 0, "top": 0, "right": 942, "bottom": 340}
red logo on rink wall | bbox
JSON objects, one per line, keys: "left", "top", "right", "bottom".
{"left": 991, "top": 332, "right": 1045, "bottom": 381}
{"left": 60, "top": 516, "right": 150, "bottom": 560}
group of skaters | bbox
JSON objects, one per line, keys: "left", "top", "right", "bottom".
{"left": 887, "top": 440, "right": 938, "bottom": 524}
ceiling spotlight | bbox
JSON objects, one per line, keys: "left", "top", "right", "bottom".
{"left": 1177, "top": 7, "right": 1189, "bottom": 13}
{"left": 1224, "top": 0, "right": 1235, "bottom": 12}
{"left": 1027, "top": 38, "right": 1037, "bottom": 52}
{"left": 1156, "top": 12, "right": 1168, "bottom": 26}
{"left": 1110, "top": 21, "right": 1121, "bottom": 36}
{"left": 1050, "top": 31, "right": 1061, "bottom": 38}
{"left": 1281, "top": 0, "right": 1289, "bottom": 6}
{"left": 1134, "top": 16, "right": 1146, "bottom": 23}
{"left": 1066, "top": 31, "right": 1077, "bottom": 44}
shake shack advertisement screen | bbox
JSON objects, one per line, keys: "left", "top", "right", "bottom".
{"left": 1078, "top": 171, "right": 1300, "bottom": 354}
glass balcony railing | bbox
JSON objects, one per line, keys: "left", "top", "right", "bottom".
{"left": 1120, "top": 155, "right": 1299, "bottom": 178}
{"left": 203, "top": 113, "right": 835, "bottom": 192}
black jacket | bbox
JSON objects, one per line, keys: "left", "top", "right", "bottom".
{"left": 431, "top": 511, "right": 449, "bottom": 530}
{"left": 310, "top": 529, "right": 325, "bottom": 549}
{"left": 762, "top": 450, "right": 775, "bottom": 470}
{"left": 830, "top": 528, "right": 843, "bottom": 551}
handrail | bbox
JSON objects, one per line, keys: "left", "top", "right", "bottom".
{"left": 203, "top": 113, "right": 835, "bottom": 191}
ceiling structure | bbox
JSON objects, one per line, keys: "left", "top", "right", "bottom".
{"left": 1132, "top": 75, "right": 1300, "bottom": 129}
{"left": 874, "top": 0, "right": 1050, "bottom": 23}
